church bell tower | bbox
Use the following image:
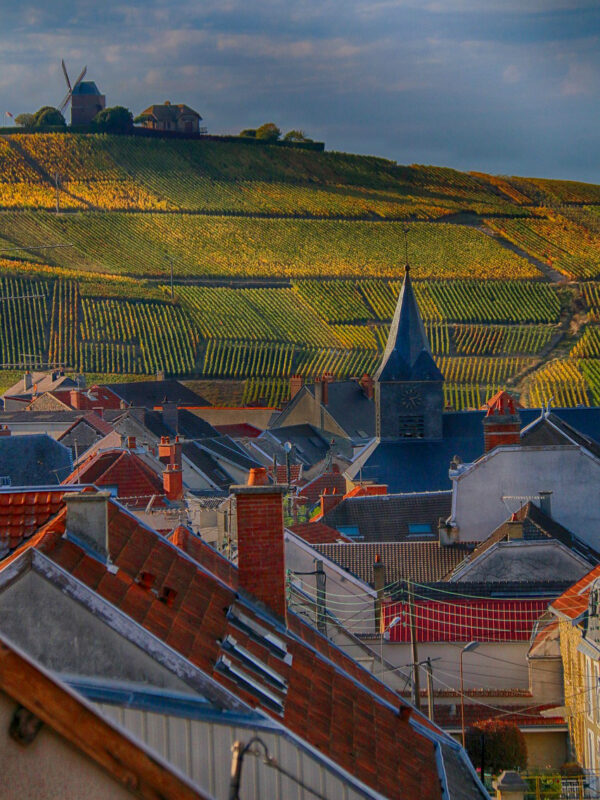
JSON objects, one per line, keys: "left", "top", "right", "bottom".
{"left": 374, "top": 265, "right": 444, "bottom": 441}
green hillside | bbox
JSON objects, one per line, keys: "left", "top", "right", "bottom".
{"left": 1, "top": 131, "right": 600, "bottom": 408}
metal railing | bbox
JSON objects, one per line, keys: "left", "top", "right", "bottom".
{"left": 524, "top": 772, "right": 600, "bottom": 800}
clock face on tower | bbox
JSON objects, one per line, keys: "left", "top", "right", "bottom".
{"left": 398, "top": 385, "right": 422, "bottom": 411}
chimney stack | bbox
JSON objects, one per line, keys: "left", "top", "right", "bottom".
{"left": 126, "top": 436, "right": 137, "bottom": 450}
{"left": 64, "top": 491, "right": 111, "bottom": 562}
{"left": 483, "top": 390, "right": 521, "bottom": 454}
{"left": 538, "top": 491, "right": 553, "bottom": 518}
{"left": 70, "top": 389, "right": 85, "bottom": 410}
{"left": 359, "top": 374, "right": 374, "bottom": 400}
{"left": 23, "top": 372, "right": 33, "bottom": 392}
{"left": 320, "top": 488, "right": 343, "bottom": 518}
{"left": 163, "top": 463, "right": 183, "bottom": 501}
{"left": 161, "top": 401, "right": 179, "bottom": 434}
{"left": 232, "top": 469, "right": 288, "bottom": 621}
{"left": 0, "top": 426, "right": 10, "bottom": 437}
{"left": 507, "top": 512, "right": 524, "bottom": 540}
{"left": 158, "top": 435, "right": 182, "bottom": 468}
{"left": 289, "top": 375, "right": 304, "bottom": 400}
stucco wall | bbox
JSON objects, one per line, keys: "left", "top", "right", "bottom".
{"left": 0, "top": 692, "right": 133, "bottom": 800}
{"left": 452, "top": 446, "right": 600, "bottom": 548}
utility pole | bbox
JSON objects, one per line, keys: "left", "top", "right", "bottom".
{"left": 407, "top": 579, "right": 420, "bottom": 711}
{"left": 425, "top": 657, "right": 434, "bottom": 721}
{"left": 315, "top": 560, "right": 326, "bottom": 635}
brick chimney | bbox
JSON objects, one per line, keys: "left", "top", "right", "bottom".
{"left": 70, "top": 389, "right": 85, "bottom": 410}
{"left": 320, "top": 488, "right": 343, "bottom": 517}
{"left": 126, "top": 436, "right": 137, "bottom": 450}
{"left": 158, "top": 435, "right": 182, "bottom": 468}
{"left": 289, "top": 374, "right": 304, "bottom": 400}
{"left": 232, "top": 468, "right": 288, "bottom": 621}
{"left": 163, "top": 463, "right": 183, "bottom": 501}
{"left": 483, "top": 390, "right": 521, "bottom": 454}
{"left": 359, "top": 374, "right": 374, "bottom": 400}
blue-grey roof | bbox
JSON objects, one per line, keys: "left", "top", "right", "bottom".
{"left": 72, "top": 81, "right": 101, "bottom": 95}
{"left": 374, "top": 266, "right": 443, "bottom": 382}
{"left": 0, "top": 434, "right": 73, "bottom": 486}
{"left": 350, "top": 406, "right": 600, "bottom": 493}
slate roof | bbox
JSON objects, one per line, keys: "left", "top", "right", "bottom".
{"left": 521, "top": 410, "right": 600, "bottom": 459}
{"left": 449, "top": 502, "right": 600, "bottom": 579}
{"left": 58, "top": 415, "right": 115, "bottom": 460}
{"left": 278, "top": 382, "right": 376, "bottom": 442}
{"left": 375, "top": 266, "right": 443, "bottom": 383}
{"left": 105, "top": 380, "right": 210, "bottom": 407}
{"left": 182, "top": 442, "right": 235, "bottom": 490}
{"left": 12, "top": 497, "right": 456, "bottom": 800}
{"left": 288, "top": 521, "right": 352, "bottom": 545}
{"left": 348, "top": 406, "right": 600, "bottom": 493}
{"left": 314, "top": 541, "right": 474, "bottom": 586}
{"left": 267, "top": 424, "right": 332, "bottom": 467}
{"left": 0, "top": 434, "right": 73, "bottom": 486}
{"left": 214, "top": 423, "right": 263, "bottom": 439}
{"left": 322, "top": 491, "right": 452, "bottom": 542}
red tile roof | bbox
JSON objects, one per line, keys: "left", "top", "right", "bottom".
{"left": 299, "top": 469, "right": 347, "bottom": 504}
{"left": 0, "top": 489, "right": 69, "bottom": 554}
{"left": 288, "top": 521, "right": 352, "bottom": 545}
{"left": 385, "top": 598, "right": 551, "bottom": 643}
{"left": 551, "top": 564, "right": 600, "bottom": 619}
{"left": 434, "top": 703, "right": 565, "bottom": 729}
{"left": 63, "top": 450, "right": 165, "bottom": 507}
{"left": 14, "top": 498, "right": 446, "bottom": 800}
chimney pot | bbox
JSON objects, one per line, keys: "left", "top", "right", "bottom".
{"left": 247, "top": 467, "right": 269, "bottom": 486}
{"left": 163, "top": 463, "right": 183, "bottom": 501}
{"left": 126, "top": 436, "right": 136, "bottom": 450}
{"left": 289, "top": 374, "right": 304, "bottom": 399}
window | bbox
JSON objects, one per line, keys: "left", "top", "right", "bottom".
{"left": 408, "top": 523, "right": 433, "bottom": 537}
{"left": 398, "top": 416, "right": 424, "bottom": 439}
{"left": 586, "top": 657, "right": 594, "bottom": 719}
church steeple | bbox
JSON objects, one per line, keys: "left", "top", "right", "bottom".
{"left": 375, "top": 266, "right": 444, "bottom": 441}
{"left": 375, "top": 265, "right": 443, "bottom": 383}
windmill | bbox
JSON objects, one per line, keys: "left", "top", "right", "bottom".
{"left": 58, "top": 60, "right": 105, "bottom": 126}
{"left": 59, "top": 61, "right": 87, "bottom": 116}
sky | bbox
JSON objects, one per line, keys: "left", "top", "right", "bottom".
{"left": 1, "top": 0, "right": 599, "bottom": 181}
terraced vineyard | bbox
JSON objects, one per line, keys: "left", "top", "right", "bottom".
{"left": 3, "top": 132, "right": 600, "bottom": 408}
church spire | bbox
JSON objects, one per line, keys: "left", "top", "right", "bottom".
{"left": 375, "top": 265, "right": 443, "bottom": 382}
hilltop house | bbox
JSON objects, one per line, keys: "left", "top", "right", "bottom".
{"left": 136, "top": 101, "right": 203, "bottom": 134}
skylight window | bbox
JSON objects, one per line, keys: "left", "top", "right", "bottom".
{"left": 407, "top": 523, "right": 433, "bottom": 537}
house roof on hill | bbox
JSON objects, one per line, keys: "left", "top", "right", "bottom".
{"left": 2, "top": 371, "right": 77, "bottom": 399}
{"left": 314, "top": 541, "right": 474, "bottom": 586}
{"left": 447, "top": 502, "right": 600, "bottom": 582}
{"left": 0, "top": 434, "right": 72, "bottom": 487}
{"left": 348, "top": 406, "right": 600, "bottom": 493}
{"left": 266, "top": 424, "right": 333, "bottom": 466}
{"left": 105, "top": 380, "right": 210, "bottom": 408}
{"left": 288, "top": 521, "right": 352, "bottom": 545}
{"left": 63, "top": 450, "right": 165, "bottom": 506}
{"left": 322, "top": 491, "right": 452, "bottom": 542}
{"left": 521, "top": 410, "right": 600, "bottom": 458}
{"left": 141, "top": 102, "right": 202, "bottom": 121}
{"left": 181, "top": 442, "right": 235, "bottom": 490}
{"left": 5, "top": 493, "right": 482, "bottom": 800}
{"left": 298, "top": 467, "right": 347, "bottom": 504}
